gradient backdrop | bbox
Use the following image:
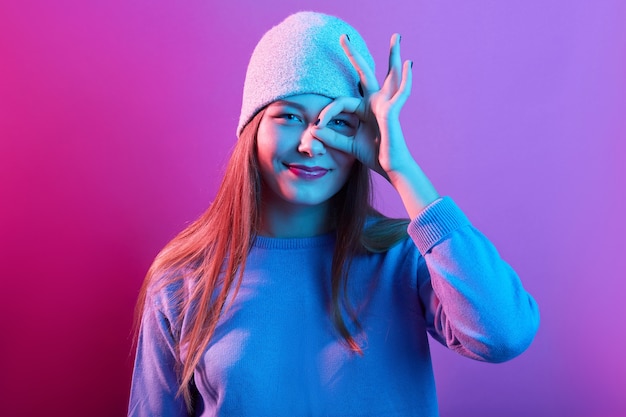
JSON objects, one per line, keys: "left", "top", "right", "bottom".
{"left": 1, "top": 1, "right": 625, "bottom": 416}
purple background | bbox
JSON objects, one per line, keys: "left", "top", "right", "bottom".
{"left": 1, "top": 1, "right": 625, "bottom": 416}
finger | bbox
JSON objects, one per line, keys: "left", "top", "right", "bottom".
{"left": 390, "top": 60, "right": 413, "bottom": 110}
{"left": 382, "top": 34, "right": 402, "bottom": 95}
{"left": 340, "top": 34, "right": 380, "bottom": 94}
{"left": 309, "top": 125, "right": 355, "bottom": 155}
{"left": 386, "top": 33, "right": 402, "bottom": 88}
{"left": 315, "top": 96, "right": 363, "bottom": 128}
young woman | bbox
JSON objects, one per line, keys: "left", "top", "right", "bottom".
{"left": 128, "top": 11, "right": 540, "bottom": 416}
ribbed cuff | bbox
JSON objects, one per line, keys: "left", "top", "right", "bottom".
{"left": 408, "top": 196, "right": 471, "bottom": 256}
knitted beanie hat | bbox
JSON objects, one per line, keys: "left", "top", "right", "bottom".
{"left": 237, "top": 11, "right": 375, "bottom": 137}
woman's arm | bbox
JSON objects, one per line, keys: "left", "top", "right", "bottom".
{"left": 311, "top": 33, "right": 539, "bottom": 361}
{"left": 128, "top": 291, "right": 189, "bottom": 417}
{"left": 409, "top": 197, "right": 540, "bottom": 362}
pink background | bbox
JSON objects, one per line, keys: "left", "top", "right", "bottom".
{"left": 1, "top": 1, "right": 625, "bottom": 416}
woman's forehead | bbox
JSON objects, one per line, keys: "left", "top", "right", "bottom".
{"left": 268, "top": 94, "right": 333, "bottom": 111}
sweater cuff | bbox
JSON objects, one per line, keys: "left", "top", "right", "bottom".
{"left": 408, "top": 196, "right": 471, "bottom": 256}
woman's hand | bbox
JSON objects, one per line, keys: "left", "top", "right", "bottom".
{"left": 311, "top": 33, "right": 440, "bottom": 218}
{"left": 310, "top": 33, "right": 414, "bottom": 180}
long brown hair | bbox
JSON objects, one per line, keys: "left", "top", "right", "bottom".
{"left": 134, "top": 108, "right": 409, "bottom": 411}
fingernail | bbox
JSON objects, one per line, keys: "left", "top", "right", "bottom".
{"left": 358, "top": 82, "right": 364, "bottom": 97}
{"left": 410, "top": 60, "right": 414, "bottom": 68}
{"left": 345, "top": 34, "right": 350, "bottom": 42}
{"left": 314, "top": 119, "right": 320, "bottom": 126}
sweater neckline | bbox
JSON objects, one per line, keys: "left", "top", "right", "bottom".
{"left": 252, "top": 232, "right": 336, "bottom": 250}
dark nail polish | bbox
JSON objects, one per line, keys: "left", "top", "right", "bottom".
{"left": 358, "top": 82, "right": 364, "bottom": 97}
{"left": 410, "top": 61, "right": 414, "bottom": 68}
{"left": 314, "top": 119, "right": 320, "bottom": 126}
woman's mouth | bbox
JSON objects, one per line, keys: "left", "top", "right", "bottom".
{"left": 286, "top": 164, "right": 329, "bottom": 179}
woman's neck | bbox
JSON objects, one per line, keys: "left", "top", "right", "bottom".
{"left": 259, "top": 199, "right": 334, "bottom": 238}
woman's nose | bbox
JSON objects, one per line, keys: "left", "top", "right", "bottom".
{"left": 297, "top": 128, "right": 326, "bottom": 157}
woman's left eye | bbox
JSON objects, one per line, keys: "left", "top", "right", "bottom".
{"left": 330, "top": 119, "right": 350, "bottom": 127}
{"left": 328, "top": 117, "right": 358, "bottom": 136}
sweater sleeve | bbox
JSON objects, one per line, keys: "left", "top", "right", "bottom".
{"left": 128, "top": 288, "right": 190, "bottom": 417}
{"left": 408, "top": 197, "right": 540, "bottom": 363}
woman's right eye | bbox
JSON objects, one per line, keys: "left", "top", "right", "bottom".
{"left": 278, "top": 113, "right": 302, "bottom": 123}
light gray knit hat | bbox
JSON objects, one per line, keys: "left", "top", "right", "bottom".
{"left": 237, "top": 11, "right": 375, "bottom": 137}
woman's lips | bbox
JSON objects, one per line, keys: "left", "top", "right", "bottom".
{"left": 286, "top": 164, "right": 329, "bottom": 179}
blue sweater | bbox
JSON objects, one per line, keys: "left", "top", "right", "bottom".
{"left": 128, "top": 197, "right": 540, "bottom": 416}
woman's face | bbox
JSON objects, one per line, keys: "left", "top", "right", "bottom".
{"left": 256, "top": 94, "right": 359, "bottom": 210}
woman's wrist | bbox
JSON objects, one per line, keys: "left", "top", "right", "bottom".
{"left": 386, "top": 159, "right": 440, "bottom": 218}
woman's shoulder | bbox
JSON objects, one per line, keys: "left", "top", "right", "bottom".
{"left": 143, "top": 265, "right": 197, "bottom": 315}
{"left": 362, "top": 212, "right": 411, "bottom": 253}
